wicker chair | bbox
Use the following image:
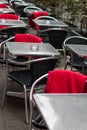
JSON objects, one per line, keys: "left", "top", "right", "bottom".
{"left": 39, "top": 28, "right": 68, "bottom": 51}
{"left": 2, "top": 56, "right": 58, "bottom": 124}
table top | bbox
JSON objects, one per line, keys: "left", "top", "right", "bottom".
{"left": 0, "top": 0, "right": 8, "bottom": 4}
{"left": 0, "top": 19, "right": 27, "bottom": 27}
{"left": 66, "top": 44, "right": 87, "bottom": 58}
{"left": 6, "top": 42, "right": 60, "bottom": 56}
{"left": 34, "top": 94, "right": 87, "bottom": 130}
{"left": 0, "top": 8, "right": 15, "bottom": 13}
{"left": 33, "top": 19, "right": 68, "bottom": 28}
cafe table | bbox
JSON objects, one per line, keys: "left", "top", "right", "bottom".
{"left": 0, "top": 19, "right": 27, "bottom": 27}
{"left": 0, "top": 8, "right": 15, "bottom": 14}
{"left": 0, "top": 0, "right": 8, "bottom": 4}
{"left": 6, "top": 42, "right": 60, "bottom": 97}
{"left": 33, "top": 19, "right": 68, "bottom": 28}
{"left": 66, "top": 44, "right": 87, "bottom": 58}
{"left": 6, "top": 42, "right": 60, "bottom": 57}
{"left": 33, "top": 93, "right": 87, "bottom": 130}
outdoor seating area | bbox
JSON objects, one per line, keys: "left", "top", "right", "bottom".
{"left": 0, "top": 0, "right": 87, "bottom": 130}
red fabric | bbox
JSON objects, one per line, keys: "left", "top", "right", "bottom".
{"left": 0, "top": 25, "right": 6, "bottom": 28}
{"left": 14, "top": 34, "right": 42, "bottom": 43}
{"left": 29, "top": 11, "right": 48, "bottom": 30}
{"left": 0, "top": 14, "right": 18, "bottom": 20}
{"left": 0, "top": 4, "right": 7, "bottom": 8}
{"left": 14, "top": 34, "right": 42, "bottom": 59}
{"left": 33, "top": 11, "right": 48, "bottom": 19}
{"left": 44, "top": 70, "right": 87, "bottom": 93}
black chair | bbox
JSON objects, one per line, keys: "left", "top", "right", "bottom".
{"left": 38, "top": 28, "right": 68, "bottom": 51}
{"left": 2, "top": 56, "right": 58, "bottom": 124}
{"left": 0, "top": 26, "right": 27, "bottom": 42}
{"left": 63, "top": 36, "right": 87, "bottom": 70}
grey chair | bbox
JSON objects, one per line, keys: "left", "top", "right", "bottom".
{"left": 63, "top": 36, "right": 87, "bottom": 70}
{"left": 2, "top": 56, "right": 58, "bottom": 124}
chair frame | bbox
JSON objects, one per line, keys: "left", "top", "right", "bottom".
{"left": 35, "top": 15, "right": 58, "bottom": 21}
{"left": 24, "top": 6, "right": 43, "bottom": 14}
{"left": 29, "top": 73, "right": 48, "bottom": 130}
{"left": 2, "top": 56, "right": 58, "bottom": 124}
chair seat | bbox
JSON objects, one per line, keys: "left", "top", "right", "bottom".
{"left": 8, "top": 70, "right": 32, "bottom": 87}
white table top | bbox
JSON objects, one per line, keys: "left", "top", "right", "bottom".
{"left": 34, "top": 94, "right": 87, "bottom": 130}
{"left": 6, "top": 42, "right": 60, "bottom": 57}
{"left": 0, "top": 0, "right": 8, "bottom": 4}
{"left": 0, "top": 8, "right": 15, "bottom": 13}
{"left": 66, "top": 44, "right": 87, "bottom": 58}
{"left": 33, "top": 19, "right": 68, "bottom": 28}
{"left": 0, "top": 19, "right": 27, "bottom": 27}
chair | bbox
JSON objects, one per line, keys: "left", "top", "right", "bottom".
{"left": 29, "top": 69, "right": 87, "bottom": 130}
{"left": 29, "top": 11, "right": 49, "bottom": 30}
{"left": 0, "top": 13, "right": 19, "bottom": 30}
{"left": 24, "top": 6, "right": 43, "bottom": 28}
{"left": 63, "top": 36, "right": 87, "bottom": 70}
{"left": 9, "top": 0, "right": 25, "bottom": 9}
{"left": 0, "top": 26, "right": 27, "bottom": 43}
{"left": 24, "top": 6, "right": 43, "bottom": 15}
{"left": 2, "top": 56, "right": 58, "bottom": 124}
{"left": 39, "top": 28, "right": 68, "bottom": 51}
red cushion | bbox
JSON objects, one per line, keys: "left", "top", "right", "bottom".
{"left": 0, "top": 25, "right": 6, "bottom": 28}
{"left": 0, "top": 4, "right": 7, "bottom": 8}
{"left": 33, "top": 11, "right": 48, "bottom": 19}
{"left": 0, "top": 14, "right": 18, "bottom": 20}
{"left": 44, "top": 70, "right": 87, "bottom": 93}
{"left": 14, "top": 34, "right": 42, "bottom": 42}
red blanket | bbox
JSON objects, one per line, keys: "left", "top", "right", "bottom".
{"left": 44, "top": 70, "right": 87, "bottom": 93}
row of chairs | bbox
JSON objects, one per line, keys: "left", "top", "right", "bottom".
{"left": 1, "top": 1, "right": 87, "bottom": 130}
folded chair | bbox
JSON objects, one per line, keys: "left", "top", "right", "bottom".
{"left": 2, "top": 56, "right": 58, "bottom": 124}
{"left": 29, "top": 69, "right": 87, "bottom": 130}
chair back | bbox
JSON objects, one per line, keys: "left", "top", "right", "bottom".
{"left": 30, "top": 57, "right": 57, "bottom": 84}
{"left": 46, "top": 28, "right": 68, "bottom": 51}
{"left": 32, "top": 11, "right": 49, "bottom": 30}
{"left": 9, "top": 0, "right": 24, "bottom": 9}
{"left": 44, "top": 70, "right": 87, "bottom": 93}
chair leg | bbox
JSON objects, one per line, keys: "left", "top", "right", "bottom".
{"left": 29, "top": 98, "right": 33, "bottom": 130}
{"left": 23, "top": 85, "right": 29, "bottom": 124}
{"left": 1, "top": 67, "right": 8, "bottom": 108}
{"left": 82, "top": 62, "right": 85, "bottom": 74}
